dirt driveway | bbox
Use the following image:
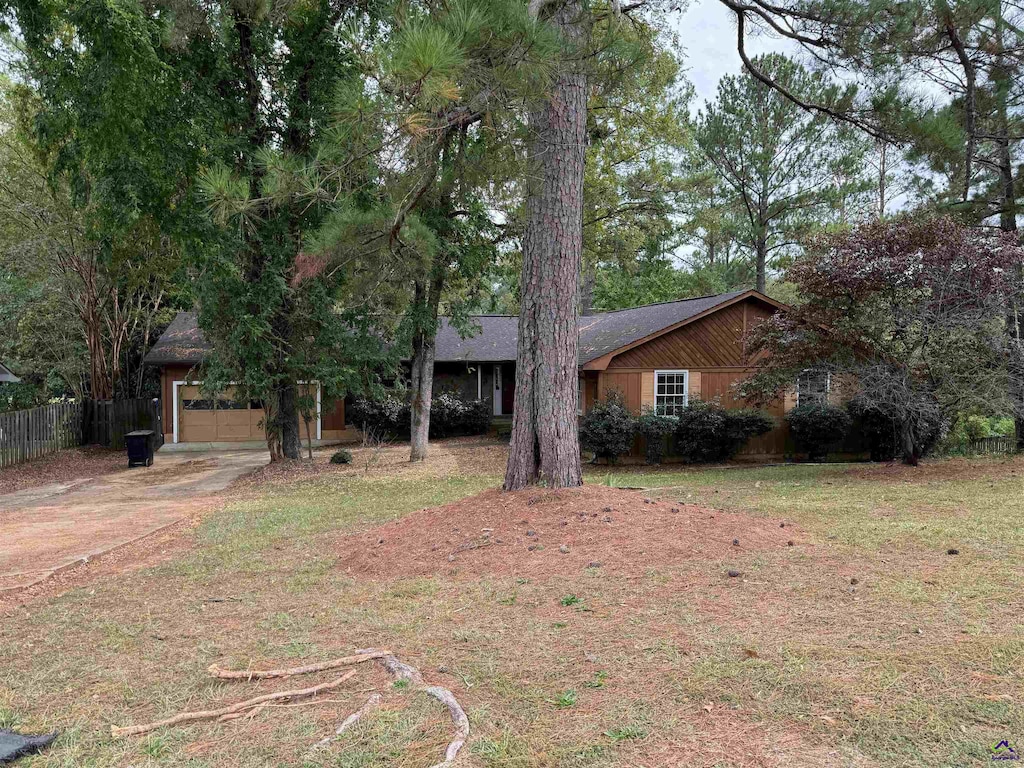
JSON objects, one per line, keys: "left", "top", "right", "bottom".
{"left": 0, "top": 450, "right": 266, "bottom": 592}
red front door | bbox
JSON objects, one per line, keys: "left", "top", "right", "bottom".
{"left": 501, "top": 363, "right": 516, "bottom": 414}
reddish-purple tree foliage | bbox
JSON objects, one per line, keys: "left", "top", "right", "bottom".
{"left": 742, "top": 216, "right": 1024, "bottom": 465}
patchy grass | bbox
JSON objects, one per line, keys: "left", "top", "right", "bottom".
{"left": 1, "top": 448, "right": 1022, "bottom": 767}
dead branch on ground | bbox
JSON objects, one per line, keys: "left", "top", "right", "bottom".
{"left": 207, "top": 649, "right": 390, "bottom": 680}
{"left": 110, "top": 670, "right": 357, "bottom": 738}
{"left": 307, "top": 693, "right": 383, "bottom": 752}
{"left": 357, "top": 648, "right": 470, "bottom": 768}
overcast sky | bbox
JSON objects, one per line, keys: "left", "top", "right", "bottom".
{"left": 672, "top": 0, "right": 794, "bottom": 111}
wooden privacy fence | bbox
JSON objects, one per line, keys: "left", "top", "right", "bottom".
{"left": 83, "top": 399, "right": 163, "bottom": 451}
{"left": 0, "top": 398, "right": 163, "bottom": 469}
{"left": 0, "top": 402, "right": 83, "bottom": 469}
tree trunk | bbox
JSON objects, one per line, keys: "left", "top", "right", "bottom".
{"left": 409, "top": 327, "right": 437, "bottom": 462}
{"left": 504, "top": 0, "right": 587, "bottom": 491}
{"left": 877, "top": 141, "right": 887, "bottom": 220}
{"left": 408, "top": 256, "right": 446, "bottom": 461}
{"left": 900, "top": 419, "right": 919, "bottom": 466}
{"left": 944, "top": 14, "right": 976, "bottom": 203}
{"left": 279, "top": 383, "right": 301, "bottom": 460}
{"left": 579, "top": 261, "right": 596, "bottom": 315}
{"left": 991, "top": 10, "right": 1024, "bottom": 450}
{"left": 755, "top": 237, "right": 767, "bottom": 293}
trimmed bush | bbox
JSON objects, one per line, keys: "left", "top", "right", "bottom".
{"left": 348, "top": 393, "right": 409, "bottom": 438}
{"left": 786, "top": 403, "right": 851, "bottom": 461}
{"left": 674, "top": 400, "right": 775, "bottom": 463}
{"left": 580, "top": 391, "right": 636, "bottom": 463}
{"left": 636, "top": 408, "right": 677, "bottom": 465}
{"left": 348, "top": 390, "right": 490, "bottom": 439}
{"left": 429, "top": 391, "right": 491, "bottom": 437}
{"left": 329, "top": 448, "right": 353, "bottom": 464}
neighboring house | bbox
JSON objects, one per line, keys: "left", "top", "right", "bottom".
{"left": 146, "top": 289, "right": 793, "bottom": 456}
{"left": 0, "top": 362, "right": 19, "bottom": 384}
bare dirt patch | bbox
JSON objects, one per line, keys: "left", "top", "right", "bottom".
{"left": 0, "top": 515, "right": 200, "bottom": 612}
{"left": 0, "top": 446, "right": 124, "bottom": 494}
{"left": 337, "top": 484, "right": 798, "bottom": 579}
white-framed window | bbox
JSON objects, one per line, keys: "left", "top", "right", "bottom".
{"left": 655, "top": 370, "right": 689, "bottom": 416}
{"left": 578, "top": 377, "right": 584, "bottom": 416}
{"left": 796, "top": 369, "right": 831, "bottom": 407}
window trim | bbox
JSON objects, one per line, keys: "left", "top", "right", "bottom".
{"left": 654, "top": 369, "right": 689, "bottom": 415}
{"left": 795, "top": 369, "right": 831, "bottom": 408}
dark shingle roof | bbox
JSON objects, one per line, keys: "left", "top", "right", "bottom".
{"left": 435, "top": 316, "right": 519, "bottom": 362}
{"left": 146, "top": 291, "right": 761, "bottom": 367}
{"left": 143, "top": 312, "right": 212, "bottom": 365}
{"left": 0, "top": 361, "right": 19, "bottom": 383}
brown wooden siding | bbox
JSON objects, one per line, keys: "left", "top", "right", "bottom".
{"left": 590, "top": 298, "right": 791, "bottom": 459}
{"left": 582, "top": 372, "right": 599, "bottom": 413}
{"left": 160, "top": 364, "right": 195, "bottom": 440}
{"left": 322, "top": 400, "right": 345, "bottom": 430}
{"left": 597, "top": 371, "right": 643, "bottom": 411}
{"left": 608, "top": 303, "right": 750, "bottom": 369}
{"left": 700, "top": 370, "right": 788, "bottom": 457}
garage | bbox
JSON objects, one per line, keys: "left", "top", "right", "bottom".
{"left": 174, "top": 383, "right": 320, "bottom": 444}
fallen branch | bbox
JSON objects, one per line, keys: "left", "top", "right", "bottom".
{"left": 216, "top": 703, "right": 267, "bottom": 723}
{"left": 111, "top": 670, "right": 358, "bottom": 738}
{"left": 356, "top": 648, "right": 470, "bottom": 768}
{"left": 307, "top": 693, "right": 382, "bottom": 752}
{"left": 207, "top": 649, "right": 390, "bottom": 680}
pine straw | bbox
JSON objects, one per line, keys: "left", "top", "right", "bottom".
{"left": 337, "top": 485, "right": 797, "bottom": 579}
{"left": 236, "top": 436, "right": 509, "bottom": 490}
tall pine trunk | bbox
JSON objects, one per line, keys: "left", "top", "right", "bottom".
{"left": 755, "top": 238, "right": 767, "bottom": 293}
{"left": 409, "top": 274, "right": 444, "bottom": 462}
{"left": 992, "top": 10, "right": 1024, "bottom": 450}
{"left": 504, "top": 0, "right": 586, "bottom": 490}
{"left": 405, "top": 159, "right": 454, "bottom": 462}
{"left": 409, "top": 325, "right": 437, "bottom": 462}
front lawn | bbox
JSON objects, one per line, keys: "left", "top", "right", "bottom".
{"left": 1, "top": 441, "right": 1021, "bottom": 768}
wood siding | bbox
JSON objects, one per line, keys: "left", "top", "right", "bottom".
{"left": 592, "top": 296, "right": 790, "bottom": 459}
{"left": 700, "top": 370, "right": 788, "bottom": 457}
{"left": 609, "top": 303, "right": 746, "bottom": 368}
{"left": 597, "top": 371, "right": 643, "bottom": 410}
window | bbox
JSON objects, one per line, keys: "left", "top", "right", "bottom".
{"left": 796, "top": 369, "right": 831, "bottom": 407}
{"left": 578, "top": 377, "right": 584, "bottom": 416}
{"left": 655, "top": 370, "right": 689, "bottom": 416}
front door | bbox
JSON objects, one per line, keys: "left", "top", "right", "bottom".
{"left": 501, "top": 363, "right": 515, "bottom": 415}
{"left": 493, "top": 364, "right": 503, "bottom": 416}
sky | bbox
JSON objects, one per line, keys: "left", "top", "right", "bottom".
{"left": 671, "top": 0, "right": 795, "bottom": 112}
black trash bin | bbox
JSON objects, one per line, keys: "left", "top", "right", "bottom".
{"left": 125, "top": 430, "right": 156, "bottom": 468}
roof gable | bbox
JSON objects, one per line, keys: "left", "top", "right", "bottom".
{"left": 580, "top": 290, "right": 786, "bottom": 369}
{"left": 143, "top": 312, "right": 212, "bottom": 366}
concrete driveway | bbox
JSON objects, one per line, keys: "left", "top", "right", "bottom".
{"left": 0, "top": 450, "right": 267, "bottom": 592}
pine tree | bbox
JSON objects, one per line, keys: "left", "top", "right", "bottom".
{"left": 694, "top": 55, "right": 872, "bottom": 292}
